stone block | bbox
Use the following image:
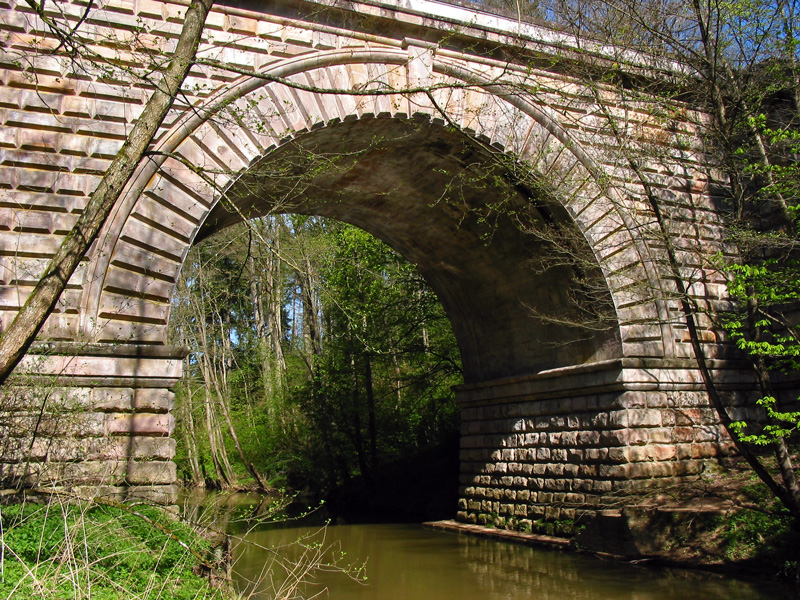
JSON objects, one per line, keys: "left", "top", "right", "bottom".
{"left": 607, "top": 446, "right": 629, "bottom": 462}
{"left": 598, "top": 429, "right": 629, "bottom": 446}
{"left": 546, "top": 463, "right": 565, "bottom": 476}
{"left": 567, "top": 449, "right": 584, "bottom": 463}
{"left": 94, "top": 388, "right": 174, "bottom": 412}
{"left": 528, "top": 505, "right": 546, "bottom": 518}
{"left": 583, "top": 448, "right": 607, "bottom": 462}
{"left": 544, "top": 506, "right": 561, "bottom": 520}
{"left": 690, "top": 442, "right": 725, "bottom": 459}
{"left": 125, "top": 461, "right": 177, "bottom": 485}
{"left": 619, "top": 391, "right": 650, "bottom": 408}
{"left": 2, "top": 460, "right": 126, "bottom": 486}
{"left": 124, "top": 484, "right": 179, "bottom": 504}
{"left": 574, "top": 429, "right": 600, "bottom": 447}
{"left": 105, "top": 412, "right": 174, "bottom": 436}
{"left": 542, "top": 479, "right": 569, "bottom": 491}
{"left": 86, "top": 437, "right": 176, "bottom": 461}
{"left": 553, "top": 431, "right": 578, "bottom": 446}
{"left": 522, "top": 432, "right": 539, "bottom": 445}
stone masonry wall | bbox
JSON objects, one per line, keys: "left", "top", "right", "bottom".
{"left": 0, "top": 0, "right": 738, "bottom": 506}
{"left": 0, "top": 343, "right": 183, "bottom": 503}
{"left": 455, "top": 359, "right": 748, "bottom": 526}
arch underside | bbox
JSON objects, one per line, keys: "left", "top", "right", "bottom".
{"left": 76, "top": 51, "right": 719, "bottom": 384}
{"left": 206, "top": 118, "right": 623, "bottom": 382}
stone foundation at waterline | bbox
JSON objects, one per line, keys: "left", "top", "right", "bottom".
{"left": 455, "top": 359, "right": 751, "bottom": 525}
{"left": 0, "top": 348, "right": 763, "bottom": 514}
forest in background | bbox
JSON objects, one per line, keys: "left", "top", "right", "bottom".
{"left": 168, "top": 215, "right": 463, "bottom": 496}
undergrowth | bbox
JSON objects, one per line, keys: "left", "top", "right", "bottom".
{"left": 712, "top": 482, "right": 799, "bottom": 575}
{"left": 0, "top": 495, "right": 233, "bottom": 600}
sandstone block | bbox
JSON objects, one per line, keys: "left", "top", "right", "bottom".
{"left": 94, "top": 388, "right": 174, "bottom": 412}
{"left": 105, "top": 413, "right": 174, "bottom": 436}
{"left": 124, "top": 460, "right": 176, "bottom": 485}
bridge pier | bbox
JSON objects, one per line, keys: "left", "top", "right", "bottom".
{"left": 0, "top": 343, "right": 183, "bottom": 503}
{"left": 455, "top": 359, "right": 750, "bottom": 525}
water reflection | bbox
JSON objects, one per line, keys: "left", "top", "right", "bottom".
{"left": 231, "top": 523, "right": 783, "bottom": 600}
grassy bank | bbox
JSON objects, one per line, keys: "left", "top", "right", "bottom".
{"left": 0, "top": 494, "right": 233, "bottom": 600}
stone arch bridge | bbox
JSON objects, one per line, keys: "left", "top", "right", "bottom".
{"left": 0, "top": 0, "right": 752, "bottom": 520}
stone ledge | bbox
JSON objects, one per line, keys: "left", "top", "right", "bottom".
{"left": 27, "top": 342, "right": 188, "bottom": 359}
{"left": 453, "top": 357, "right": 783, "bottom": 406}
{"left": 422, "top": 519, "right": 571, "bottom": 551}
{"left": 0, "top": 484, "right": 179, "bottom": 505}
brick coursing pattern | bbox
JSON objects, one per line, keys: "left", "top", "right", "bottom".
{"left": 0, "top": 0, "right": 739, "bottom": 511}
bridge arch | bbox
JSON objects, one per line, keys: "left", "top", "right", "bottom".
{"left": 0, "top": 0, "right": 738, "bottom": 516}
{"left": 80, "top": 49, "right": 682, "bottom": 379}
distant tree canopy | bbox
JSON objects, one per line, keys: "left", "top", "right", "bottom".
{"left": 169, "top": 216, "right": 463, "bottom": 492}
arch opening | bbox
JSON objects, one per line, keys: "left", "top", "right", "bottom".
{"left": 172, "top": 211, "right": 465, "bottom": 496}
{"left": 199, "top": 117, "right": 622, "bottom": 384}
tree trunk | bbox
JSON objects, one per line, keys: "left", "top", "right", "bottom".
{"left": 364, "top": 352, "right": 378, "bottom": 470}
{"left": 203, "top": 383, "right": 234, "bottom": 489}
{"left": 191, "top": 285, "right": 236, "bottom": 489}
{"left": 208, "top": 357, "right": 272, "bottom": 492}
{"left": 268, "top": 222, "right": 287, "bottom": 381}
{"left": 183, "top": 381, "right": 205, "bottom": 486}
{"left": 349, "top": 353, "right": 370, "bottom": 480}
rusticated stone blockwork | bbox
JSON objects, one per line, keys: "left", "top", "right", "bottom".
{"left": 0, "top": 343, "right": 183, "bottom": 502}
{"left": 0, "top": 0, "right": 744, "bottom": 510}
{"left": 455, "top": 360, "right": 746, "bottom": 524}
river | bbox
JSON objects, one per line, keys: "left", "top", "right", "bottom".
{"left": 184, "top": 493, "right": 789, "bottom": 600}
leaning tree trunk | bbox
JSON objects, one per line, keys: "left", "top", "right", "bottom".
{"left": 0, "top": 0, "right": 214, "bottom": 386}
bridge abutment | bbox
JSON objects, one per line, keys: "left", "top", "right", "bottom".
{"left": 0, "top": 343, "right": 183, "bottom": 503}
{"left": 455, "top": 359, "right": 751, "bottom": 525}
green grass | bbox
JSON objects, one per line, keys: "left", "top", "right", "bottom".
{"left": 0, "top": 496, "right": 234, "bottom": 600}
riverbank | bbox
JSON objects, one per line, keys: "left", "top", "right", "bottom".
{"left": 2, "top": 485, "right": 793, "bottom": 599}
{"left": 323, "top": 451, "right": 799, "bottom": 588}
{"left": 0, "top": 492, "right": 235, "bottom": 599}
{"left": 424, "top": 516, "right": 793, "bottom": 577}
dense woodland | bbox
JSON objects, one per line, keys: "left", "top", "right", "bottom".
{"left": 169, "top": 216, "right": 463, "bottom": 494}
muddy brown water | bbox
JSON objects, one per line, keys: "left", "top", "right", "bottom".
{"left": 230, "top": 522, "right": 787, "bottom": 600}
